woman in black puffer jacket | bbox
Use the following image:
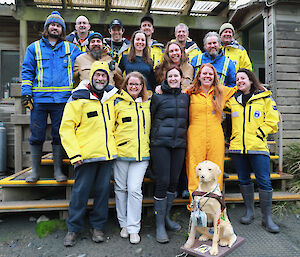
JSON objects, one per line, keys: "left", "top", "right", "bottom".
{"left": 150, "top": 66, "right": 189, "bottom": 244}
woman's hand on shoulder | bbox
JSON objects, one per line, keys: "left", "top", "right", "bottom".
{"left": 155, "top": 85, "right": 163, "bottom": 94}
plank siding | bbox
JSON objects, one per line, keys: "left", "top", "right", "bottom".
{"left": 274, "top": 3, "right": 300, "bottom": 149}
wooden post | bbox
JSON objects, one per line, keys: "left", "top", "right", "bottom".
{"left": 19, "top": 19, "right": 27, "bottom": 77}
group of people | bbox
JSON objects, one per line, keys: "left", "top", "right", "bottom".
{"left": 20, "top": 10, "right": 280, "bottom": 248}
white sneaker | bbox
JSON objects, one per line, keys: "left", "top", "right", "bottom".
{"left": 130, "top": 233, "right": 140, "bottom": 244}
{"left": 120, "top": 227, "right": 129, "bottom": 238}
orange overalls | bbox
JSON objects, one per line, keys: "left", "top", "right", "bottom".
{"left": 186, "top": 86, "right": 237, "bottom": 201}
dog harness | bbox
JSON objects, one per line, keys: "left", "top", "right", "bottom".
{"left": 192, "top": 191, "right": 226, "bottom": 212}
{"left": 190, "top": 186, "right": 226, "bottom": 228}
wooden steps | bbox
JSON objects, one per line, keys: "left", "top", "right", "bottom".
{"left": 1, "top": 192, "right": 300, "bottom": 213}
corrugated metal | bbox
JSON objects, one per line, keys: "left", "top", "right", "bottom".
{"left": 0, "top": 0, "right": 15, "bottom": 4}
{"left": 151, "top": 0, "right": 187, "bottom": 11}
{"left": 111, "top": 0, "right": 147, "bottom": 9}
{"left": 191, "top": 1, "right": 220, "bottom": 13}
{"left": 21, "top": 0, "right": 226, "bottom": 15}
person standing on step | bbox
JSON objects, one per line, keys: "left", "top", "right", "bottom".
{"left": 103, "top": 19, "right": 130, "bottom": 62}
{"left": 225, "top": 68, "right": 280, "bottom": 233}
{"left": 21, "top": 11, "right": 82, "bottom": 183}
{"left": 118, "top": 30, "right": 156, "bottom": 96}
{"left": 66, "top": 15, "right": 94, "bottom": 52}
{"left": 140, "top": 15, "right": 164, "bottom": 68}
{"left": 60, "top": 61, "right": 118, "bottom": 247}
{"left": 113, "top": 72, "right": 150, "bottom": 244}
{"left": 151, "top": 66, "right": 189, "bottom": 243}
{"left": 219, "top": 23, "right": 252, "bottom": 72}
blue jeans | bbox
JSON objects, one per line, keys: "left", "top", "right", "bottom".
{"left": 30, "top": 103, "right": 65, "bottom": 145}
{"left": 231, "top": 153, "right": 272, "bottom": 191}
{"left": 67, "top": 161, "right": 113, "bottom": 232}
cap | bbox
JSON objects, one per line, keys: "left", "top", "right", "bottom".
{"left": 88, "top": 32, "right": 103, "bottom": 44}
{"left": 44, "top": 11, "right": 66, "bottom": 30}
{"left": 141, "top": 15, "right": 153, "bottom": 26}
{"left": 219, "top": 23, "right": 235, "bottom": 36}
{"left": 109, "top": 19, "right": 123, "bottom": 29}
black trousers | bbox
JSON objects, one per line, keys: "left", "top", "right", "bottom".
{"left": 151, "top": 146, "right": 185, "bottom": 198}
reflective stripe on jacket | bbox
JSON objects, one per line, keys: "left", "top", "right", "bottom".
{"left": 191, "top": 51, "right": 236, "bottom": 87}
{"left": 60, "top": 80, "right": 118, "bottom": 164}
{"left": 225, "top": 90, "right": 279, "bottom": 156}
{"left": 114, "top": 90, "right": 151, "bottom": 161}
{"left": 221, "top": 40, "right": 252, "bottom": 71}
{"left": 21, "top": 37, "right": 82, "bottom": 103}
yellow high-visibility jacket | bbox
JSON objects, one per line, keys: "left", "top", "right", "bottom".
{"left": 114, "top": 90, "right": 151, "bottom": 162}
{"left": 60, "top": 80, "right": 118, "bottom": 164}
{"left": 221, "top": 40, "right": 252, "bottom": 71}
{"left": 225, "top": 90, "right": 279, "bottom": 156}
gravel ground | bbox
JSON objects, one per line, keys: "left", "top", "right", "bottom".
{"left": 0, "top": 204, "right": 299, "bottom": 257}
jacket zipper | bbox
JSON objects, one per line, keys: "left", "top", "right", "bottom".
{"left": 106, "top": 104, "right": 111, "bottom": 120}
{"left": 142, "top": 108, "right": 145, "bottom": 134}
{"left": 242, "top": 106, "right": 246, "bottom": 154}
{"left": 135, "top": 103, "right": 141, "bottom": 162}
{"left": 101, "top": 103, "right": 110, "bottom": 159}
{"left": 248, "top": 105, "right": 251, "bottom": 122}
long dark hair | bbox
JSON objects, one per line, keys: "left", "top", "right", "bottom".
{"left": 42, "top": 25, "right": 66, "bottom": 41}
{"left": 165, "top": 65, "right": 183, "bottom": 80}
{"left": 127, "top": 30, "right": 152, "bottom": 65}
{"left": 187, "top": 63, "right": 224, "bottom": 117}
{"left": 155, "top": 41, "right": 188, "bottom": 84}
{"left": 237, "top": 68, "right": 262, "bottom": 93}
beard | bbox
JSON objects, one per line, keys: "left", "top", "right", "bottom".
{"left": 90, "top": 48, "right": 104, "bottom": 60}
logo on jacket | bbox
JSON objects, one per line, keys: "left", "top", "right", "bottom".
{"left": 253, "top": 110, "right": 261, "bottom": 118}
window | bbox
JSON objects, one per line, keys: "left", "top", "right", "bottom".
{"left": 1, "top": 50, "right": 20, "bottom": 99}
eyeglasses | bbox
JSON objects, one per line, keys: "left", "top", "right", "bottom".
{"left": 128, "top": 83, "right": 143, "bottom": 87}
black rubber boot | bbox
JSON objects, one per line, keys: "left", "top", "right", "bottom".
{"left": 165, "top": 192, "right": 181, "bottom": 231}
{"left": 53, "top": 144, "right": 67, "bottom": 182}
{"left": 240, "top": 184, "right": 255, "bottom": 225}
{"left": 26, "top": 144, "right": 42, "bottom": 183}
{"left": 259, "top": 189, "right": 280, "bottom": 233}
{"left": 154, "top": 198, "right": 169, "bottom": 243}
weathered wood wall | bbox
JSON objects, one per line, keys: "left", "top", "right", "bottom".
{"left": 274, "top": 2, "right": 300, "bottom": 149}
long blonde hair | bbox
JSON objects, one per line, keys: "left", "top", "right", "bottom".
{"left": 187, "top": 63, "right": 224, "bottom": 117}
{"left": 121, "top": 72, "right": 149, "bottom": 102}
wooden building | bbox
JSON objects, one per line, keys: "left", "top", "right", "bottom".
{"left": 229, "top": 0, "right": 300, "bottom": 150}
{"left": 0, "top": 0, "right": 299, "bottom": 171}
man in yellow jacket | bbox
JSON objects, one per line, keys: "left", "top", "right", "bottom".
{"left": 174, "top": 23, "right": 202, "bottom": 62}
{"left": 60, "top": 61, "right": 118, "bottom": 247}
{"left": 219, "top": 23, "right": 252, "bottom": 71}
{"left": 140, "top": 15, "right": 164, "bottom": 68}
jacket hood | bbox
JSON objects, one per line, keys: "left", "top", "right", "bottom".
{"left": 161, "top": 80, "right": 182, "bottom": 95}
{"left": 71, "top": 79, "right": 118, "bottom": 103}
{"left": 117, "top": 89, "right": 143, "bottom": 103}
{"left": 222, "top": 39, "right": 245, "bottom": 50}
{"left": 89, "top": 61, "right": 110, "bottom": 84}
{"left": 151, "top": 39, "right": 164, "bottom": 48}
{"left": 234, "top": 90, "right": 272, "bottom": 105}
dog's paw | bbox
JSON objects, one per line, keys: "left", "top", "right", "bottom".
{"left": 228, "top": 234, "right": 237, "bottom": 248}
{"left": 209, "top": 246, "right": 219, "bottom": 256}
{"left": 198, "top": 235, "right": 211, "bottom": 241}
{"left": 219, "top": 239, "right": 229, "bottom": 247}
{"left": 184, "top": 240, "right": 194, "bottom": 249}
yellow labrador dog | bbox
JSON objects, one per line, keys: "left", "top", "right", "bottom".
{"left": 184, "top": 160, "right": 237, "bottom": 256}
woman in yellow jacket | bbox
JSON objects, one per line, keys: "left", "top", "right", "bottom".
{"left": 186, "top": 63, "right": 237, "bottom": 200}
{"left": 226, "top": 68, "right": 280, "bottom": 233}
{"left": 113, "top": 72, "right": 151, "bottom": 244}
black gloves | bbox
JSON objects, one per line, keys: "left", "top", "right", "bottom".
{"left": 21, "top": 95, "right": 34, "bottom": 110}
